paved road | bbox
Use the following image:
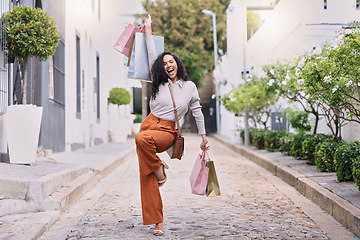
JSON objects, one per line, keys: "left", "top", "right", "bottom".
{"left": 40, "top": 134, "right": 355, "bottom": 240}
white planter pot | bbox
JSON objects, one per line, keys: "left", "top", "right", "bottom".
{"left": 108, "top": 104, "right": 129, "bottom": 143}
{"left": 132, "top": 123, "right": 141, "bottom": 135}
{"left": 5, "top": 105, "right": 43, "bottom": 164}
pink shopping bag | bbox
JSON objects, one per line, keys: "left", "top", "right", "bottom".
{"left": 190, "top": 150, "right": 209, "bottom": 196}
{"left": 113, "top": 23, "right": 144, "bottom": 57}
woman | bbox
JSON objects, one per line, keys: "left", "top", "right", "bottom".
{"left": 135, "top": 15, "right": 208, "bottom": 236}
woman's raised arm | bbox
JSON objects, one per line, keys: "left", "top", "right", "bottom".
{"left": 144, "top": 15, "right": 157, "bottom": 72}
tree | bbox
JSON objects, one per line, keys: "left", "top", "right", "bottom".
{"left": 222, "top": 75, "right": 278, "bottom": 129}
{"left": 138, "top": 0, "right": 230, "bottom": 86}
{"left": 5, "top": 5, "right": 60, "bottom": 104}
{"left": 263, "top": 59, "right": 324, "bottom": 134}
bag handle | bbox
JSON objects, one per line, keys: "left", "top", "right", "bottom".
{"left": 168, "top": 84, "right": 181, "bottom": 137}
{"left": 138, "top": 23, "right": 145, "bottom": 32}
{"left": 203, "top": 149, "right": 211, "bottom": 162}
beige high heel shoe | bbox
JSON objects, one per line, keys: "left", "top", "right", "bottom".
{"left": 158, "top": 161, "right": 169, "bottom": 187}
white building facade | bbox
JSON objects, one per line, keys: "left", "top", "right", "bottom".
{"left": 219, "top": 0, "right": 360, "bottom": 142}
{"left": 64, "top": 0, "right": 141, "bottom": 151}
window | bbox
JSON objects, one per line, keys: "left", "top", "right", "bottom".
{"left": 96, "top": 54, "right": 100, "bottom": 121}
{"left": 76, "top": 35, "right": 81, "bottom": 118}
{"left": 324, "top": 0, "right": 327, "bottom": 9}
{"left": 52, "top": 40, "right": 65, "bottom": 104}
{"left": 357, "top": 0, "right": 360, "bottom": 9}
{"left": 49, "top": 56, "right": 54, "bottom": 99}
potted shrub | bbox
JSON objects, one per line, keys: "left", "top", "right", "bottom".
{"left": 108, "top": 87, "right": 131, "bottom": 143}
{"left": 3, "top": 5, "right": 60, "bottom": 164}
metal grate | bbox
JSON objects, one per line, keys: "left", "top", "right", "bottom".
{"left": 0, "top": 0, "right": 9, "bottom": 116}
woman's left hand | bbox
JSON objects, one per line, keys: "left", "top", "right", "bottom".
{"left": 200, "top": 134, "right": 209, "bottom": 151}
{"left": 144, "top": 15, "right": 152, "bottom": 38}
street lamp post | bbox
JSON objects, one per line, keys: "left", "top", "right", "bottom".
{"left": 202, "top": 9, "right": 220, "bottom": 134}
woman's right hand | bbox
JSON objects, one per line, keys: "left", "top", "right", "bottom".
{"left": 144, "top": 15, "right": 152, "bottom": 38}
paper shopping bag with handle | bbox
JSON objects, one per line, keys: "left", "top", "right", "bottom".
{"left": 206, "top": 158, "right": 220, "bottom": 197}
{"left": 113, "top": 23, "right": 144, "bottom": 57}
{"left": 190, "top": 150, "right": 209, "bottom": 196}
{"left": 127, "top": 32, "right": 164, "bottom": 81}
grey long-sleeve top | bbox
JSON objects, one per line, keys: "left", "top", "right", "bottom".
{"left": 146, "top": 36, "right": 206, "bottom": 135}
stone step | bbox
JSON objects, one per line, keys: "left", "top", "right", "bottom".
{"left": 42, "top": 171, "right": 98, "bottom": 212}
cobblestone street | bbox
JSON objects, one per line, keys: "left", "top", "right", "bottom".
{"left": 40, "top": 134, "right": 354, "bottom": 240}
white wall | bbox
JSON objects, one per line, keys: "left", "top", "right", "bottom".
{"left": 65, "top": 0, "right": 143, "bottom": 150}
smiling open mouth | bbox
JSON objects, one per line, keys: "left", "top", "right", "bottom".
{"left": 167, "top": 69, "right": 174, "bottom": 74}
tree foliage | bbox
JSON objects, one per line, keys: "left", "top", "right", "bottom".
{"left": 4, "top": 5, "right": 60, "bottom": 104}
{"left": 222, "top": 76, "right": 278, "bottom": 129}
{"left": 6, "top": 5, "right": 59, "bottom": 62}
{"left": 108, "top": 88, "right": 131, "bottom": 106}
{"left": 138, "top": 0, "right": 230, "bottom": 86}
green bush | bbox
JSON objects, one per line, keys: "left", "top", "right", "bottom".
{"left": 264, "top": 130, "right": 288, "bottom": 152}
{"left": 334, "top": 141, "right": 360, "bottom": 182}
{"left": 108, "top": 87, "right": 131, "bottom": 106}
{"left": 252, "top": 129, "right": 267, "bottom": 149}
{"left": 315, "top": 141, "right": 344, "bottom": 172}
{"left": 352, "top": 155, "right": 360, "bottom": 191}
{"left": 280, "top": 133, "right": 294, "bottom": 155}
{"left": 133, "top": 113, "right": 142, "bottom": 123}
{"left": 289, "top": 133, "right": 307, "bottom": 159}
{"left": 302, "top": 134, "right": 333, "bottom": 165}
{"left": 240, "top": 128, "right": 256, "bottom": 145}
{"left": 282, "top": 108, "right": 311, "bottom": 134}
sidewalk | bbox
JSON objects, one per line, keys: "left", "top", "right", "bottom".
{"left": 214, "top": 134, "right": 360, "bottom": 238}
{"left": 0, "top": 137, "right": 136, "bottom": 240}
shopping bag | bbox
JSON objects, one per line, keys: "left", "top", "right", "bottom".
{"left": 127, "top": 32, "right": 164, "bottom": 81}
{"left": 189, "top": 150, "right": 209, "bottom": 196}
{"left": 206, "top": 160, "right": 221, "bottom": 197}
{"left": 113, "top": 23, "right": 144, "bottom": 57}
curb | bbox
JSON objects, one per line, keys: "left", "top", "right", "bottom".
{"left": 214, "top": 134, "right": 360, "bottom": 237}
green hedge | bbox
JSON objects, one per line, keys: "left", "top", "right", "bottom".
{"left": 280, "top": 133, "right": 294, "bottom": 155}
{"left": 264, "top": 130, "right": 289, "bottom": 152}
{"left": 315, "top": 141, "right": 343, "bottom": 172}
{"left": 302, "top": 134, "right": 333, "bottom": 165}
{"left": 252, "top": 129, "right": 267, "bottom": 149}
{"left": 352, "top": 155, "right": 360, "bottom": 191}
{"left": 289, "top": 133, "right": 307, "bottom": 159}
{"left": 334, "top": 141, "right": 360, "bottom": 182}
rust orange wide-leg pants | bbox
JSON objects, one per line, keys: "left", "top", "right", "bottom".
{"left": 135, "top": 113, "right": 177, "bottom": 225}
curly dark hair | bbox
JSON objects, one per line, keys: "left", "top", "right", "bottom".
{"left": 150, "top": 51, "right": 189, "bottom": 100}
